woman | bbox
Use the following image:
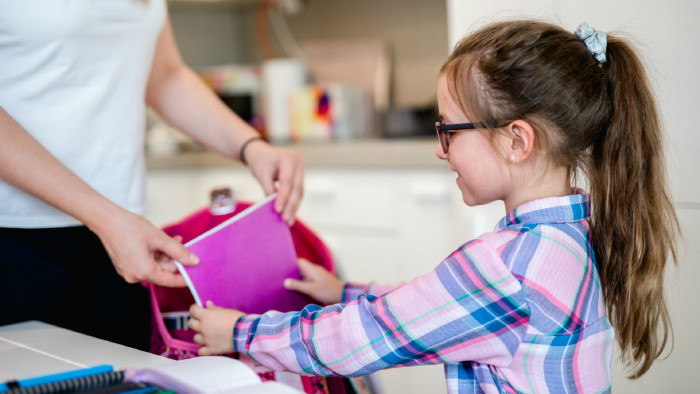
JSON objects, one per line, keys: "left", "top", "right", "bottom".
{"left": 0, "top": 0, "right": 304, "bottom": 350}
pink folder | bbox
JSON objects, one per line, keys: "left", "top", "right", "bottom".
{"left": 174, "top": 194, "right": 309, "bottom": 314}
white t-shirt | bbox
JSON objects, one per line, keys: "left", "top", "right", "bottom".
{"left": 0, "top": 0, "right": 166, "bottom": 228}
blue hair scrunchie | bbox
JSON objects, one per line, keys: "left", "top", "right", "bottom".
{"left": 575, "top": 23, "right": 607, "bottom": 63}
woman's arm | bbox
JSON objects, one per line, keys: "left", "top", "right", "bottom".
{"left": 145, "top": 17, "right": 304, "bottom": 224}
{"left": 0, "top": 107, "right": 198, "bottom": 287}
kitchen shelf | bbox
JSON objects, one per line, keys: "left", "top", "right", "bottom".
{"left": 146, "top": 138, "right": 446, "bottom": 170}
{"left": 167, "top": 0, "right": 259, "bottom": 7}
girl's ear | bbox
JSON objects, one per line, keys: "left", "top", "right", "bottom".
{"left": 504, "top": 120, "right": 535, "bottom": 163}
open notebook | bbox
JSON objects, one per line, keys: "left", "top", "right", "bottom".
{"left": 174, "top": 194, "right": 309, "bottom": 314}
{"left": 128, "top": 356, "right": 304, "bottom": 393}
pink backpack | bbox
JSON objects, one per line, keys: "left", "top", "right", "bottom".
{"left": 146, "top": 200, "right": 353, "bottom": 394}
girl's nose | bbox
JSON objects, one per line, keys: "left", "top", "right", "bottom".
{"left": 435, "top": 143, "right": 447, "bottom": 161}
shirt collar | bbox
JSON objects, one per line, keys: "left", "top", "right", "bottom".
{"left": 496, "top": 189, "right": 590, "bottom": 230}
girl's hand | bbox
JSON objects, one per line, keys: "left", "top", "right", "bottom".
{"left": 244, "top": 142, "right": 304, "bottom": 226}
{"left": 189, "top": 301, "right": 244, "bottom": 356}
{"left": 284, "top": 259, "right": 344, "bottom": 305}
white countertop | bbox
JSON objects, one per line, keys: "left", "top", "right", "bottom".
{"left": 147, "top": 138, "right": 446, "bottom": 170}
{"left": 0, "top": 321, "right": 172, "bottom": 381}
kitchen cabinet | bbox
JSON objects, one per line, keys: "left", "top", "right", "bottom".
{"left": 147, "top": 164, "right": 504, "bottom": 282}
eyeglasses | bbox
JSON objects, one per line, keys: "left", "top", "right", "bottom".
{"left": 435, "top": 121, "right": 511, "bottom": 153}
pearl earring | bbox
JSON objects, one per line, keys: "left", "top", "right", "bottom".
{"left": 509, "top": 153, "right": 516, "bottom": 163}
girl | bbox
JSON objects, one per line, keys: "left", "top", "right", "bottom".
{"left": 188, "top": 20, "right": 679, "bottom": 392}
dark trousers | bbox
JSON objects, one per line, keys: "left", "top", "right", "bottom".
{"left": 0, "top": 226, "right": 151, "bottom": 351}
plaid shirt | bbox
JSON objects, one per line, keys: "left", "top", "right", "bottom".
{"left": 234, "top": 193, "right": 614, "bottom": 393}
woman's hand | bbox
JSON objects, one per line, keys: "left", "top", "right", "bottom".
{"left": 144, "top": 19, "right": 304, "bottom": 226}
{"left": 189, "top": 301, "right": 245, "bottom": 356}
{"left": 91, "top": 208, "right": 199, "bottom": 287}
{"left": 284, "top": 259, "right": 344, "bottom": 305}
{"left": 244, "top": 141, "right": 304, "bottom": 225}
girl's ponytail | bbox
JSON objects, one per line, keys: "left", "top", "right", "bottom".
{"left": 589, "top": 36, "right": 680, "bottom": 378}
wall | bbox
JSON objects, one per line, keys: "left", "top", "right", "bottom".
{"left": 446, "top": 1, "right": 699, "bottom": 392}
{"left": 167, "top": 0, "right": 448, "bottom": 109}
{"left": 280, "top": 0, "right": 448, "bottom": 108}
{"left": 169, "top": 3, "right": 251, "bottom": 67}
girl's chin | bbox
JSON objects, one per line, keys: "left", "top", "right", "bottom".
{"left": 458, "top": 188, "right": 478, "bottom": 207}
{"left": 461, "top": 196, "right": 479, "bottom": 207}
{"left": 458, "top": 185, "right": 487, "bottom": 207}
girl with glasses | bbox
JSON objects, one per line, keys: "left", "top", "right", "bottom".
{"left": 188, "top": 19, "right": 679, "bottom": 393}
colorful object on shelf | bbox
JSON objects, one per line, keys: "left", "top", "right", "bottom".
{"left": 289, "top": 84, "right": 372, "bottom": 142}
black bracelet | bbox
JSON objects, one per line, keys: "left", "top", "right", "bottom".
{"left": 239, "top": 136, "right": 264, "bottom": 166}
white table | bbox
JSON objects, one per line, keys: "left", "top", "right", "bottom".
{"left": 0, "top": 321, "right": 172, "bottom": 381}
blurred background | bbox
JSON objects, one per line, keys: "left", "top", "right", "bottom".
{"left": 146, "top": 1, "right": 699, "bottom": 393}
{"left": 147, "top": 0, "right": 447, "bottom": 149}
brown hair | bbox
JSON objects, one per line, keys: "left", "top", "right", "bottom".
{"left": 441, "top": 20, "right": 679, "bottom": 378}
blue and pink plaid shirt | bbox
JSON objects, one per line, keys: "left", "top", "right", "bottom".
{"left": 233, "top": 193, "right": 614, "bottom": 393}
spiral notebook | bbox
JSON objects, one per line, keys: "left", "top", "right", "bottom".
{"left": 174, "top": 194, "right": 308, "bottom": 314}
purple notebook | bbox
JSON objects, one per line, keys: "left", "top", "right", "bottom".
{"left": 174, "top": 194, "right": 308, "bottom": 314}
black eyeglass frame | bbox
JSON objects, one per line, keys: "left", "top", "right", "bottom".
{"left": 435, "top": 121, "right": 511, "bottom": 153}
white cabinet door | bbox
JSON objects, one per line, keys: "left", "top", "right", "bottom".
{"left": 298, "top": 168, "right": 467, "bottom": 285}
{"left": 298, "top": 168, "right": 402, "bottom": 284}
{"left": 300, "top": 168, "right": 400, "bottom": 229}
{"left": 395, "top": 170, "right": 455, "bottom": 280}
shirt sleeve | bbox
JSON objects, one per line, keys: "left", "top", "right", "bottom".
{"left": 341, "top": 282, "right": 403, "bottom": 303}
{"left": 233, "top": 238, "right": 530, "bottom": 377}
